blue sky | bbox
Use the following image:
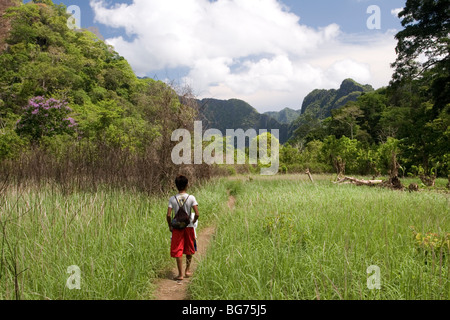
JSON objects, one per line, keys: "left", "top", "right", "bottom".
{"left": 25, "top": 0, "right": 406, "bottom": 112}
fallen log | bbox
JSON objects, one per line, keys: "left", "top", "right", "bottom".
{"left": 335, "top": 177, "right": 383, "bottom": 186}
{"left": 335, "top": 176, "right": 406, "bottom": 190}
{"left": 335, "top": 152, "right": 405, "bottom": 190}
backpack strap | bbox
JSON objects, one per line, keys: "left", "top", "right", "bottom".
{"left": 174, "top": 195, "right": 190, "bottom": 211}
{"left": 172, "top": 195, "right": 191, "bottom": 221}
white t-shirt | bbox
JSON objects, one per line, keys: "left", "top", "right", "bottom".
{"left": 168, "top": 193, "right": 199, "bottom": 229}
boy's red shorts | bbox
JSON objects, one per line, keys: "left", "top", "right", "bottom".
{"left": 171, "top": 227, "right": 196, "bottom": 258}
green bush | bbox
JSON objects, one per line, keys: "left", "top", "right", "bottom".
{"left": 0, "top": 129, "right": 27, "bottom": 160}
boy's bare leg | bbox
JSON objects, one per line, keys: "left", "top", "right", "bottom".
{"left": 185, "top": 255, "right": 193, "bottom": 277}
{"left": 175, "top": 257, "right": 184, "bottom": 280}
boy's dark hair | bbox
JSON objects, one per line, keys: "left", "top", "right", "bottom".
{"left": 175, "top": 175, "right": 189, "bottom": 191}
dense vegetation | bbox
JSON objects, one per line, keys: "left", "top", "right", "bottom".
{"left": 295, "top": 79, "right": 374, "bottom": 124}
{"left": 0, "top": 0, "right": 210, "bottom": 192}
{"left": 282, "top": 78, "right": 449, "bottom": 179}
{"left": 264, "top": 108, "right": 302, "bottom": 125}
{"left": 280, "top": 1, "right": 449, "bottom": 181}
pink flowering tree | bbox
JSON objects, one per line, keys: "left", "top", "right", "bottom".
{"left": 15, "top": 97, "right": 77, "bottom": 141}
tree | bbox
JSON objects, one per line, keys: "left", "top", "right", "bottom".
{"left": 391, "top": 0, "right": 450, "bottom": 120}
{"left": 290, "top": 113, "right": 328, "bottom": 147}
{"left": 376, "top": 138, "right": 401, "bottom": 175}
{"left": 321, "top": 136, "right": 363, "bottom": 177}
{"left": 357, "top": 90, "right": 388, "bottom": 142}
{"left": 392, "top": 0, "right": 450, "bottom": 83}
{"left": 330, "top": 103, "right": 364, "bottom": 140}
{"left": 390, "top": 0, "right": 450, "bottom": 177}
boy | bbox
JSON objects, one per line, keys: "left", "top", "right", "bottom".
{"left": 166, "top": 175, "right": 199, "bottom": 281}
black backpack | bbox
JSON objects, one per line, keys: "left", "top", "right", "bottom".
{"left": 171, "top": 195, "right": 191, "bottom": 230}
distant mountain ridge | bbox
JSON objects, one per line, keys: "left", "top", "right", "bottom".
{"left": 197, "top": 79, "right": 374, "bottom": 144}
{"left": 264, "top": 108, "right": 302, "bottom": 125}
{"left": 197, "top": 98, "right": 290, "bottom": 143}
{"left": 287, "top": 79, "right": 375, "bottom": 139}
{"left": 300, "top": 79, "right": 374, "bottom": 119}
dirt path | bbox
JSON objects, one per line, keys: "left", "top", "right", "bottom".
{"left": 153, "top": 195, "right": 235, "bottom": 300}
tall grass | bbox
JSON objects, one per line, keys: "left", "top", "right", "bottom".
{"left": 1, "top": 174, "right": 448, "bottom": 300}
{"left": 0, "top": 179, "right": 228, "bottom": 300}
{"left": 189, "top": 176, "right": 449, "bottom": 300}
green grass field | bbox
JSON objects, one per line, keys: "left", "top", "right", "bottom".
{"left": 189, "top": 175, "right": 449, "bottom": 300}
{"left": 0, "top": 181, "right": 228, "bottom": 300}
{"left": 0, "top": 175, "right": 448, "bottom": 300}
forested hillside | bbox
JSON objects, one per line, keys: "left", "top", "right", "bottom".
{"left": 0, "top": 0, "right": 19, "bottom": 51}
{"left": 0, "top": 0, "right": 208, "bottom": 192}
{"left": 287, "top": 78, "right": 375, "bottom": 141}
{"left": 198, "top": 98, "right": 290, "bottom": 143}
{"left": 264, "top": 108, "right": 302, "bottom": 125}
{"left": 301, "top": 79, "right": 374, "bottom": 118}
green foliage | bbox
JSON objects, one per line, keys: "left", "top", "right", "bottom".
{"left": 280, "top": 144, "right": 302, "bottom": 170}
{"left": 411, "top": 226, "right": 450, "bottom": 262}
{"left": 376, "top": 138, "right": 401, "bottom": 175}
{"left": 0, "top": 0, "right": 197, "bottom": 161}
{"left": 392, "top": 0, "right": 449, "bottom": 84}
{"left": 287, "top": 75, "right": 448, "bottom": 177}
{"left": 330, "top": 102, "right": 364, "bottom": 140}
{"left": 300, "top": 140, "right": 332, "bottom": 173}
{"left": 39, "top": 133, "right": 76, "bottom": 159}
{"left": 249, "top": 132, "right": 280, "bottom": 170}
{"left": 0, "top": 0, "right": 141, "bottom": 117}
{"left": 0, "top": 116, "right": 28, "bottom": 160}
{"left": 321, "top": 136, "right": 360, "bottom": 174}
{"left": 0, "top": 0, "right": 448, "bottom": 179}
{"left": 72, "top": 99, "right": 158, "bottom": 153}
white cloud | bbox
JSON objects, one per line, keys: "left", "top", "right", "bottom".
{"left": 391, "top": 8, "right": 403, "bottom": 18}
{"left": 91, "top": 0, "right": 399, "bottom": 112}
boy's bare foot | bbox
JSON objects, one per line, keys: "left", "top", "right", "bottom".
{"left": 174, "top": 275, "right": 184, "bottom": 281}
{"left": 185, "top": 271, "right": 193, "bottom": 278}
